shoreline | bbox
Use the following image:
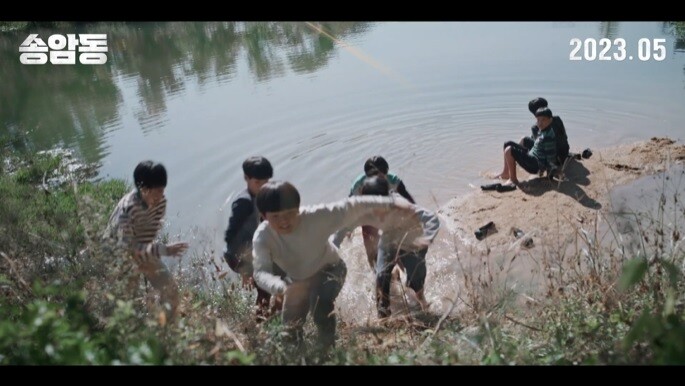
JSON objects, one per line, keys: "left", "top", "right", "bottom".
{"left": 437, "top": 137, "right": 685, "bottom": 257}
{"left": 335, "top": 137, "right": 685, "bottom": 322}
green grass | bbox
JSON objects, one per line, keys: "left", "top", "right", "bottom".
{"left": 0, "top": 143, "right": 683, "bottom": 365}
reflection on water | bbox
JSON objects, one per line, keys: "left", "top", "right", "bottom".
{"left": 599, "top": 22, "right": 620, "bottom": 39}
{"left": 0, "top": 38, "right": 121, "bottom": 162}
{"left": 662, "top": 22, "right": 685, "bottom": 52}
{"left": 2, "top": 21, "right": 685, "bottom": 248}
{"left": 0, "top": 22, "right": 373, "bottom": 161}
{"left": 4, "top": 22, "right": 685, "bottom": 321}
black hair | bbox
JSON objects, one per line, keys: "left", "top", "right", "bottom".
{"left": 133, "top": 160, "right": 167, "bottom": 189}
{"left": 363, "top": 155, "right": 390, "bottom": 176}
{"left": 360, "top": 176, "right": 390, "bottom": 196}
{"left": 528, "top": 97, "right": 549, "bottom": 115}
{"left": 534, "top": 106, "right": 553, "bottom": 118}
{"left": 256, "top": 180, "right": 301, "bottom": 214}
{"left": 243, "top": 156, "right": 274, "bottom": 180}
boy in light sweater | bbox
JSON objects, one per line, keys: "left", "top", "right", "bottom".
{"left": 251, "top": 180, "right": 420, "bottom": 350}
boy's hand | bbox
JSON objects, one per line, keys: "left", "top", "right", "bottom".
{"left": 241, "top": 274, "right": 255, "bottom": 290}
{"left": 412, "top": 235, "right": 432, "bottom": 248}
{"left": 392, "top": 197, "right": 415, "bottom": 211}
{"left": 167, "top": 242, "right": 189, "bottom": 256}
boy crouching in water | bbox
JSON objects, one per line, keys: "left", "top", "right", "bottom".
{"left": 251, "top": 181, "right": 420, "bottom": 350}
{"left": 335, "top": 176, "right": 440, "bottom": 318}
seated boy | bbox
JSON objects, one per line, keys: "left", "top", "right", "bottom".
{"left": 512, "top": 97, "right": 569, "bottom": 164}
{"left": 497, "top": 107, "right": 558, "bottom": 185}
{"left": 251, "top": 181, "right": 420, "bottom": 350}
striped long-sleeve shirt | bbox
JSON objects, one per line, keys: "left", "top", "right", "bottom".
{"left": 103, "top": 189, "right": 168, "bottom": 263}
{"left": 529, "top": 127, "right": 557, "bottom": 171}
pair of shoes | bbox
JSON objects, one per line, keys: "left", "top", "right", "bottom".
{"left": 475, "top": 221, "right": 496, "bottom": 240}
{"left": 481, "top": 183, "right": 516, "bottom": 192}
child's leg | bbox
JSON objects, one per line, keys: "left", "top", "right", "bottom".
{"left": 310, "top": 260, "right": 347, "bottom": 349}
{"left": 503, "top": 146, "right": 519, "bottom": 185}
{"left": 271, "top": 293, "right": 284, "bottom": 317}
{"left": 266, "top": 263, "right": 287, "bottom": 319}
{"left": 375, "top": 246, "right": 396, "bottom": 318}
{"left": 361, "top": 226, "right": 380, "bottom": 271}
{"left": 497, "top": 141, "right": 519, "bottom": 179}
{"left": 254, "top": 285, "right": 272, "bottom": 321}
{"left": 282, "top": 279, "right": 313, "bottom": 344}
{"left": 139, "top": 258, "right": 179, "bottom": 321}
{"left": 400, "top": 248, "right": 429, "bottom": 310}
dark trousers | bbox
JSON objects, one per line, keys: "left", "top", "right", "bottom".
{"left": 361, "top": 225, "right": 380, "bottom": 270}
{"left": 375, "top": 247, "right": 427, "bottom": 317}
{"left": 282, "top": 261, "right": 347, "bottom": 348}
{"left": 503, "top": 141, "right": 540, "bottom": 174}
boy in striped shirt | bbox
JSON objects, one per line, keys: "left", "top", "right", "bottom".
{"left": 104, "top": 161, "right": 188, "bottom": 320}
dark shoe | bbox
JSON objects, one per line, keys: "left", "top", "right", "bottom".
{"left": 496, "top": 184, "right": 516, "bottom": 192}
{"left": 582, "top": 148, "right": 593, "bottom": 159}
{"left": 481, "top": 183, "right": 502, "bottom": 191}
{"left": 475, "top": 221, "right": 495, "bottom": 240}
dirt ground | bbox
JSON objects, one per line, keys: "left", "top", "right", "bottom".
{"left": 336, "top": 137, "right": 685, "bottom": 327}
{"left": 439, "top": 137, "right": 685, "bottom": 256}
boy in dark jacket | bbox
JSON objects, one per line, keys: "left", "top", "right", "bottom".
{"left": 223, "top": 156, "right": 282, "bottom": 319}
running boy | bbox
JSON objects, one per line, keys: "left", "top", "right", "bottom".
{"left": 223, "top": 156, "right": 283, "bottom": 320}
{"left": 335, "top": 156, "right": 416, "bottom": 270}
{"left": 252, "top": 181, "right": 420, "bottom": 349}
{"left": 104, "top": 160, "right": 189, "bottom": 320}
{"left": 336, "top": 176, "right": 440, "bottom": 318}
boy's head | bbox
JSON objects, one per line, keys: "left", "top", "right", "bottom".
{"left": 243, "top": 156, "right": 273, "bottom": 196}
{"left": 364, "top": 155, "right": 390, "bottom": 177}
{"left": 134, "top": 161, "right": 167, "bottom": 207}
{"left": 256, "top": 181, "right": 301, "bottom": 235}
{"left": 360, "top": 176, "right": 390, "bottom": 197}
{"left": 528, "top": 97, "right": 549, "bottom": 115}
{"left": 534, "top": 107, "right": 554, "bottom": 130}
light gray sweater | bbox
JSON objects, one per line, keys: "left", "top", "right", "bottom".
{"left": 252, "top": 196, "right": 399, "bottom": 295}
{"left": 331, "top": 193, "right": 440, "bottom": 252}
